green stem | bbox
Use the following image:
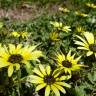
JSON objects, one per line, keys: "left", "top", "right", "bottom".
{"left": 17, "top": 70, "right": 21, "bottom": 96}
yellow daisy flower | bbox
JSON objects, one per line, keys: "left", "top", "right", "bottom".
{"left": 62, "top": 26, "right": 71, "bottom": 33}
{"left": 20, "top": 31, "right": 28, "bottom": 38}
{"left": 55, "top": 50, "right": 84, "bottom": 74}
{"left": 50, "top": 21, "right": 63, "bottom": 28}
{"left": 59, "top": 7, "right": 70, "bottom": 13}
{"left": 49, "top": 32, "right": 59, "bottom": 41}
{"left": 86, "top": 3, "right": 96, "bottom": 9}
{"left": 75, "top": 32, "right": 96, "bottom": 57}
{"left": 11, "top": 32, "right": 20, "bottom": 38}
{"left": 76, "top": 26, "right": 85, "bottom": 33}
{"left": 0, "top": 44, "right": 43, "bottom": 77}
{"left": 50, "top": 21, "right": 71, "bottom": 33}
{"left": 11, "top": 31, "right": 28, "bottom": 38}
{"left": 27, "top": 64, "right": 71, "bottom": 96}
{"left": 75, "top": 11, "right": 89, "bottom": 17}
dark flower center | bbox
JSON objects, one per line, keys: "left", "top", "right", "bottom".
{"left": 8, "top": 54, "right": 23, "bottom": 64}
{"left": 89, "top": 44, "right": 96, "bottom": 52}
{"left": 44, "top": 75, "right": 55, "bottom": 85}
{"left": 62, "top": 60, "right": 72, "bottom": 68}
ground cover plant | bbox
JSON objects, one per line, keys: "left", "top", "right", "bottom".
{"left": 0, "top": 0, "right": 96, "bottom": 96}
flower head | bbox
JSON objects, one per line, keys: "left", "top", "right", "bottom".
{"left": 11, "top": 31, "right": 28, "bottom": 38}
{"left": 0, "top": 44, "right": 43, "bottom": 77}
{"left": 59, "top": 7, "right": 70, "bottom": 13}
{"left": 27, "top": 64, "right": 71, "bottom": 96}
{"left": 75, "top": 11, "right": 89, "bottom": 17}
{"left": 75, "top": 32, "right": 96, "bottom": 57}
{"left": 50, "top": 21, "right": 71, "bottom": 33}
{"left": 62, "top": 26, "right": 71, "bottom": 33}
{"left": 49, "top": 32, "right": 59, "bottom": 41}
{"left": 55, "top": 50, "right": 84, "bottom": 74}
{"left": 50, "top": 21, "right": 63, "bottom": 28}
{"left": 86, "top": 3, "right": 96, "bottom": 9}
{"left": 11, "top": 32, "right": 20, "bottom": 37}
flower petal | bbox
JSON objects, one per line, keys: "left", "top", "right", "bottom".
{"left": 51, "top": 85, "right": 60, "bottom": 96}
{"left": 8, "top": 65, "right": 14, "bottom": 77}
{"left": 86, "top": 51, "right": 93, "bottom": 56}
{"left": 84, "top": 32, "right": 94, "bottom": 44}
{"left": 39, "top": 64, "right": 46, "bottom": 75}
{"left": 36, "top": 83, "right": 46, "bottom": 91}
{"left": 45, "top": 85, "right": 50, "bottom": 96}
{"left": 54, "top": 84, "right": 66, "bottom": 94}
{"left": 46, "top": 66, "right": 51, "bottom": 75}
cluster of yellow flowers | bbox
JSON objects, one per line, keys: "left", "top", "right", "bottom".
{"left": 0, "top": 42, "right": 86, "bottom": 96}
{"left": 11, "top": 31, "right": 28, "bottom": 38}
{"left": 50, "top": 21, "right": 71, "bottom": 33}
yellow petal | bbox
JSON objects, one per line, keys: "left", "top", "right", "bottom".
{"left": 84, "top": 32, "right": 94, "bottom": 44}
{"left": 8, "top": 65, "right": 14, "bottom": 77}
{"left": 14, "top": 64, "right": 20, "bottom": 70}
{"left": 33, "top": 68, "right": 44, "bottom": 77}
{"left": 54, "top": 84, "right": 66, "bottom": 94}
{"left": 75, "top": 41, "right": 87, "bottom": 47}
{"left": 51, "top": 85, "right": 60, "bottom": 96}
{"left": 0, "top": 60, "right": 10, "bottom": 68}
{"left": 76, "top": 35, "right": 88, "bottom": 45}
{"left": 67, "top": 50, "right": 72, "bottom": 61}
{"left": 86, "top": 51, "right": 93, "bottom": 56}
{"left": 8, "top": 44, "right": 15, "bottom": 54}
{"left": 39, "top": 64, "right": 46, "bottom": 75}
{"left": 77, "top": 47, "right": 89, "bottom": 50}
{"left": 56, "top": 82, "right": 71, "bottom": 88}
{"left": 36, "top": 83, "right": 46, "bottom": 91}
{"left": 45, "top": 85, "right": 50, "bottom": 96}
{"left": 31, "top": 51, "right": 43, "bottom": 61}
{"left": 46, "top": 66, "right": 51, "bottom": 75}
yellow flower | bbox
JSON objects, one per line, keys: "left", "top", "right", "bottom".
{"left": 0, "top": 44, "right": 43, "bottom": 77}
{"left": 50, "top": 21, "right": 71, "bottom": 33}
{"left": 20, "top": 31, "right": 28, "bottom": 38}
{"left": 11, "top": 31, "right": 28, "bottom": 38}
{"left": 55, "top": 50, "right": 84, "bottom": 74}
{"left": 75, "top": 32, "right": 96, "bottom": 57}
{"left": 27, "top": 64, "right": 71, "bottom": 96}
{"left": 76, "top": 26, "right": 85, "bottom": 34}
{"left": 59, "top": 7, "right": 70, "bottom": 13}
{"left": 50, "top": 21, "right": 63, "bottom": 28}
{"left": 11, "top": 32, "right": 20, "bottom": 37}
{"left": 49, "top": 32, "right": 59, "bottom": 41}
{"left": 75, "top": 11, "right": 89, "bottom": 17}
{"left": 86, "top": 3, "right": 96, "bottom": 9}
{"left": 62, "top": 26, "right": 71, "bottom": 33}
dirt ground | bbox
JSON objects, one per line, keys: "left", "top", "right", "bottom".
{"left": 0, "top": 3, "right": 60, "bottom": 21}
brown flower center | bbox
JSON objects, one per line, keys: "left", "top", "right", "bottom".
{"left": 8, "top": 54, "right": 23, "bottom": 64}
{"left": 62, "top": 60, "right": 72, "bottom": 68}
{"left": 44, "top": 75, "right": 55, "bottom": 85}
{"left": 89, "top": 44, "right": 96, "bottom": 52}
